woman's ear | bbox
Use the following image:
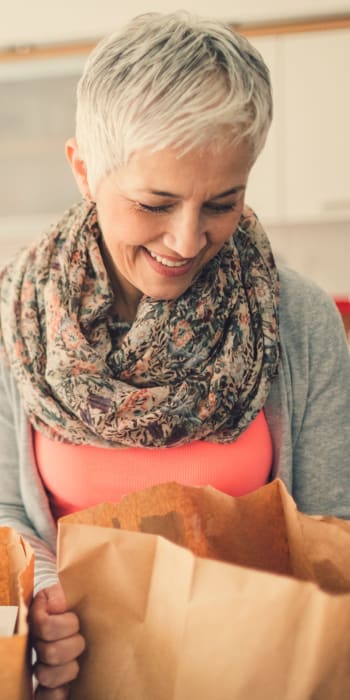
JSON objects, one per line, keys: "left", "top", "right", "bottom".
{"left": 65, "top": 137, "right": 93, "bottom": 200}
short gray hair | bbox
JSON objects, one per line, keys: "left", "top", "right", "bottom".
{"left": 76, "top": 11, "right": 273, "bottom": 194}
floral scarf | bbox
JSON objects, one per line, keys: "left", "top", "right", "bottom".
{"left": 0, "top": 201, "right": 279, "bottom": 447}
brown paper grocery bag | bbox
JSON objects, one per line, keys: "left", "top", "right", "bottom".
{"left": 57, "top": 479, "right": 350, "bottom": 700}
{"left": 0, "top": 527, "right": 34, "bottom": 700}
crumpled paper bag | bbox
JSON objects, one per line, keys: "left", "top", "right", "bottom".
{"left": 57, "top": 479, "right": 350, "bottom": 700}
{"left": 0, "top": 527, "right": 34, "bottom": 700}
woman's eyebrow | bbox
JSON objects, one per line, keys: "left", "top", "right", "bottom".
{"left": 138, "top": 185, "right": 245, "bottom": 198}
{"left": 212, "top": 186, "right": 245, "bottom": 199}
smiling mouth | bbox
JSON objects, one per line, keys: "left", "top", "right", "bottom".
{"left": 146, "top": 249, "right": 193, "bottom": 268}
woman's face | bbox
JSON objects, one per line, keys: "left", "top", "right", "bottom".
{"left": 70, "top": 140, "right": 253, "bottom": 318}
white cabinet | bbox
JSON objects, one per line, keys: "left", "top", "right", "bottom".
{"left": 283, "top": 29, "right": 350, "bottom": 222}
{"left": 247, "top": 28, "right": 350, "bottom": 224}
{"left": 244, "top": 36, "right": 282, "bottom": 223}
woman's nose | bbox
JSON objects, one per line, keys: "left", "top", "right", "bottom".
{"left": 162, "top": 209, "right": 207, "bottom": 259}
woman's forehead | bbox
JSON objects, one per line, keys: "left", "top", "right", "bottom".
{"left": 107, "top": 141, "right": 253, "bottom": 193}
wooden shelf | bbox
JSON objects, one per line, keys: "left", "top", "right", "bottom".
{"left": 0, "top": 41, "right": 93, "bottom": 63}
{"left": 239, "top": 13, "right": 350, "bottom": 37}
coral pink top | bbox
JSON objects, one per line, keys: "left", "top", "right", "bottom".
{"left": 34, "top": 410, "right": 273, "bottom": 520}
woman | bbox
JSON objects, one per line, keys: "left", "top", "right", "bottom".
{"left": 1, "top": 11, "right": 350, "bottom": 699}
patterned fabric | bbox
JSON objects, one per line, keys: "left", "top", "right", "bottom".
{"left": 0, "top": 201, "right": 280, "bottom": 448}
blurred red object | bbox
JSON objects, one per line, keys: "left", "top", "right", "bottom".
{"left": 334, "top": 297, "right": 350, "bottom": 343}
{"left": 334, "top": 298, "right": 350, "bottom": 316}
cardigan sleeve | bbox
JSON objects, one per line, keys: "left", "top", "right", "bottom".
{"left": 0, "top": 358, "right": 58, "bottom": 594}
{"left": 279, "top": 267, "right": 350, "bottom": 518}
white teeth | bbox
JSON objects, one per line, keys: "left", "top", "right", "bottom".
{"left": 148, "top": 250, "right": 190, "bottom": 267}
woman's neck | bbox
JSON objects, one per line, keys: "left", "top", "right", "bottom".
{"left": 100, "top": 238, "right": 141, "bottom": 323}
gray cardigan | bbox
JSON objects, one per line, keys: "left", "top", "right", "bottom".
{"left": 1, "top": 266, "right": 350, "bottom": 594}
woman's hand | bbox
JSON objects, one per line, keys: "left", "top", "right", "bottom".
{"left": 30, "top": 582, "right": 86, "bottom": 699}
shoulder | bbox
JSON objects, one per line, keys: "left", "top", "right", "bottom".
{"left": 276, "top": 265, "right": 348, "bottom": 397}
{"left": 278, "top": 264, "right": 338, "bottom": 321}
{"left": 276, "top": 265, "right": 350, "bottom": 413}
{"left": 277, "top": 265, "right": 342, "bottom": 343}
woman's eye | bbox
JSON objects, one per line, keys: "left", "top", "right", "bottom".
{"left": 136, "top": 201, "right": 238, "bottom": 215}
{"left": 137, "top": 203, "right": 172, "bottom": 214}
{"left": 205, "top": 202, "right": 237, "bottom": 214}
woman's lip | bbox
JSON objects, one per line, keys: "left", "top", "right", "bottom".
{"left": 142, "top": 247, "right": 195, "bottom": 277}
{"left": 145, "top": 249, "right": 193, "bottom": 262}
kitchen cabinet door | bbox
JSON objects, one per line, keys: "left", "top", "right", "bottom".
{"left": 244, "top": 36, "right": 282, "bottom": 225}
{"left": 283, "top": 29, "right": 350, "bottom": 222}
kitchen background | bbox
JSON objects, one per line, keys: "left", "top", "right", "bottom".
{"left": 1, "top": 0, "right": 350, "bottom": 298}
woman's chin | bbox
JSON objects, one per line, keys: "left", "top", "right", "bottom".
{"left": 141, "top": 277, "right": 193, "bottom": 302}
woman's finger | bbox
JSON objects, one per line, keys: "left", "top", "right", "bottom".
{"left": 34, "top": 632, "right": 86, "bottom": 666}
{"left": 29, "top": 584, "right": 80, "bottom": 642}
{"left": 32, "top": 584, "right": 68, "bottom": 616}
{"left": 34, "top": 683, "right": 70, "bottom": 700}
{"left": 34, "top": 659, "right": 80, "bottom": 689}
{"left": 30, "top": 608, "right": 80, "bottom": 642}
